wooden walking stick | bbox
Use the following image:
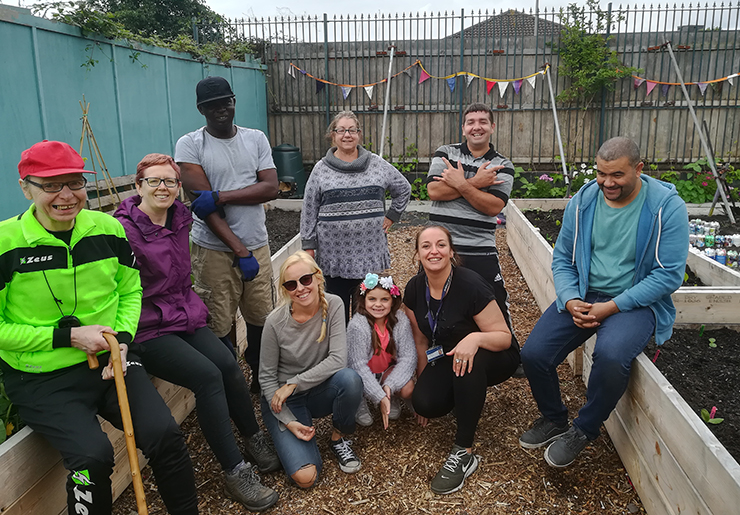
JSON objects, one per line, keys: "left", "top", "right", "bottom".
{"left": 101, "top": 333, "right": 149, "bottom": 515}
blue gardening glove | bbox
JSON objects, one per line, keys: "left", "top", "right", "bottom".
{"left": 191, "top": 190, "right": 224, "bottom": 219}
{"left": 233, "top": 252, "right": 260, "bottom": 282}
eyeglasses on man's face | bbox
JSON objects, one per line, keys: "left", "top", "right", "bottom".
{"left": 282, "top": 271, "right": 318, "bottom": 291}
{"left": 332, "top": 128, "right": 360, "bottom": 135}
{"left": 25, "top": 177, "right": 87, "bottom": 193}
{"left": 140, "top": 177, "right": 181, "bottom": 188}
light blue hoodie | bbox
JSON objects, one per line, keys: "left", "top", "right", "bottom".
{"left": 551, "top": 175, "right": 689, "bottom": 345}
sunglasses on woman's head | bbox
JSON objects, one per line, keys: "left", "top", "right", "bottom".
{"left": 282, "top": 271, "right": 318, "bottom": 291}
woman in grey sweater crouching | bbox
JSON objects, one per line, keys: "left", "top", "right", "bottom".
{"left": 259, "top": 251, "right": 363, "bottom": 488}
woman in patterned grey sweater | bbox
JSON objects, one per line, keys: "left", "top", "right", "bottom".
{"left": 300, "top": 111, "right": 411, "bottom": 322}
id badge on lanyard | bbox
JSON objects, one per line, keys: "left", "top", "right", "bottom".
{"left": 425, "top": 270, "right": 453, "bottom": 365}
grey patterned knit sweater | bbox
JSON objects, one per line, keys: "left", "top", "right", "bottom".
{"left": 301, "top": 146, "right": 411, "bottom": 279}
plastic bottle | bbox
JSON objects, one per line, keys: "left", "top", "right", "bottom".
{"left": 716, "top": 248, "right": 727, "bottom": 265}
{"left": 705, "top": 247, "right": 716, "bottom": 260}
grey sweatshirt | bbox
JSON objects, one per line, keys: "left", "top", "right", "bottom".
{"left": 259, "top": 293, "right": 347, "bottom": 427}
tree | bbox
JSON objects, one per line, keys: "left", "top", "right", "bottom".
{"left": 556, "top": 0, "right": 639, "bottom": 106}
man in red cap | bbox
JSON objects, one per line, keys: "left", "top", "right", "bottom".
{"left": 0, "top": 141, "right": 199, "bottom": 514}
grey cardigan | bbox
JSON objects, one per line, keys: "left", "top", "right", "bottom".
{"left": 346, "top": 309, "right": 417, "bottom": 404}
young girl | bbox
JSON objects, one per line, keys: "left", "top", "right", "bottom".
{"left": 347, "top": 273, "right": 417, "bottom": 429}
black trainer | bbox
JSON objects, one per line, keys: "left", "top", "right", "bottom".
{"left": 330, "top": 437, "right": 361, "bottom": 473}
{"left": 224, "top": 463, "right": 279, "bottom": 511}
{"left": 430, "top": 445, "right": 480, "bottom": 495}
{"left": 519, "top": 416, "right": 569, "bottom": 449}
{"left": 246, "top": 430, "right": 281, "bottom": 473}
{"left": 544, "top": 425, "right": 590, "bottom": 467}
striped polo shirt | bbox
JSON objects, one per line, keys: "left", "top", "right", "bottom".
{"left": 426, "top": 142, "right": 514, "bottom": 252}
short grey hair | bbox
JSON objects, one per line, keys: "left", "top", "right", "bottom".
{"left": 325, "top": 111, "right": 361, "bottom": 143}
{"left": 597, "top": 137, "right": 641, "bottom": 167}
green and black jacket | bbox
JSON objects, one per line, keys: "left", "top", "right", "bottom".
{"left": 0, "top": 206, "right": 142, "bottom": 373}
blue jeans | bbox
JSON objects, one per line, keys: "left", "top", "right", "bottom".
{"left": 521, "top": 292, "right": 655, "bottom": 440}
{"left": 260, "top": 368, "right": 362, "bottom": 477}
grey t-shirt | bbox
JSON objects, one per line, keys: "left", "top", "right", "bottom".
{"left": 175, "top": 126, "right": 275, "bottom": 251}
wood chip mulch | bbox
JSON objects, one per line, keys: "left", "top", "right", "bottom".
{"left": 113, "top": 224, "right": 645, "bottom": 515}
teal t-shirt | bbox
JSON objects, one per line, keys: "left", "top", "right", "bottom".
{"left": 588, "top": 180, "right": 648, "bottom": 296}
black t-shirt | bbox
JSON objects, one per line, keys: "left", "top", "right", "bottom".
{"left": 403, "top": 267, "right": 496, "bottom": 353}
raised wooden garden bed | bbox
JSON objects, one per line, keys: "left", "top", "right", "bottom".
{"left": 508, "top": 199, "right": 740, "bottom": 515}
{"left": 0, "top": 233, "right": 302, "bottom": 515}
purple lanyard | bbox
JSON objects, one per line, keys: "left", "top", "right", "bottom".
{"left": 425, "top": 269, "right": 453, "bottom": 345}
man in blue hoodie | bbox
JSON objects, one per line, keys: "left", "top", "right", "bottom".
{"left": 518, "top": 137, "right": 689, "bottom": 467}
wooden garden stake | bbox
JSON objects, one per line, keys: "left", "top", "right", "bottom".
{"left": 101, "top": 333, "right": 148, "bottom": 515}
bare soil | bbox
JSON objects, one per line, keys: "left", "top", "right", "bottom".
{"left": 113, "top": 209, "right": 644, "bottom": 514}
{"left": 523, "top": 208, "right": 740, "bottom": 464}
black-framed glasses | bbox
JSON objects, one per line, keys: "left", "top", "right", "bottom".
{"left": 332, "top": 128, "right": 360, "bottom": 135}
{"left": 25, "top": 177, "right": 87, "bottom": 193}
{"left": 282, "top": 271, "right": 318, "bottom": 291}
{"left": 140, "top": 177, "right": 180, "bottom": 188}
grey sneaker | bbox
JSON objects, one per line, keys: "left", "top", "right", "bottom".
{"left": 430, "top": 445, "right": 480, "bottom": 495}
{"left": 388, "top": 396, "right": 402, "bottom": 420}
{"left": 355, "top": 397, "right": 373, "bottom": 426}
{"left": 544, "top": 425, "right": 590, "bottom": 467}
{"left": 246, "top": 431, "right": 281, "bottom": 473}
{"left": 224, "top": 463, "right": 279, "bottom": 511}
{"left": 519, "top": 417, "right": 569, "bottom": 449}
{"left": 330, "top": 437, "right": 361, "bottom": 473}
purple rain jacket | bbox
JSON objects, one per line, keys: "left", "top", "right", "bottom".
{"left": 114, "top": 196, "right": 208, "bottom": 343}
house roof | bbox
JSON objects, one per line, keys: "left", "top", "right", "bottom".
{"left": 452, "top": 9, "right": 564, "bottom": 38}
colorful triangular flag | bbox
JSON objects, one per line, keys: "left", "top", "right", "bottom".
{"left": 661, "top": 84, "right": 670, "bottom": 96}
{"left": 698, "top": 82, "right": 708, "bottom": 95}
{"left": 486, "top": 80, "right": 496, "bottom": 95}
{"left": 498, "top": 81, "right": 508, "bottom": 97}
{"left": 299, "top": 69, "right": 307, "bottom": 75}
{"left": 419, "top": 69, "right": 431, "bottom": 84}
{"left": 316, "top": 80, "right": 325, "bottom": 94}
{"left": 527, "top": 75, "right": 537, "bottom": 89}
{"left": 446, "top": 77, "right": 456, "bottom": 93}
{"left": 646, "top": 81, "right": 657, "bottom": 95}
{"left": 402, "top": 69, "right": 412, "bottom": 78}
{"left": 727, "top": 73, "right": 737, "bottom": 86}
{"left": 364, "top": 85, "right": 374, "bottom": 99}
{"left": 513, "top": 79, "right": 523, "bottom": 95}
{"left": 288, "top": 66, "right": 296, "bottom": 78}
{"left": 634, "top": 78, "right": 646, "bottom": 90}
{"left": 465, "top": 74, "right": 475, "bottom": 87}
{"left": 341, "top": 86, "right": 351, "bottom": 99}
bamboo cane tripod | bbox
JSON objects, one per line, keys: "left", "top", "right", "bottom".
{"left": 79, "top": 97, "right": 121, "bottom": 211}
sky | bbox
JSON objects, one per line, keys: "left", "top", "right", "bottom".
{"left": 195, "top": 0, "right": 571, "bottom": 21}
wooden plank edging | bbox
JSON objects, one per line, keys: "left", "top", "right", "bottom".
{"left": 509, "top": 199, "right": 740, "bottom": 515}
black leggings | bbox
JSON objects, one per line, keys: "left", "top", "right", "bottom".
{"left": 325, "top": 276, "right": 362, "bottom": 324}
{"left": 412, "top": 345, "right": 520, "bottom": 448}
{"left": 140, "top": 326, "right": 261, "bottom": 471}
{"left": 2, "top": 354, "right": 198, "bottom": 515}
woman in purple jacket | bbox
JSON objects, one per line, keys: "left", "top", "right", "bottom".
{"left": 114, "top": 154, "right": 279, "bottom": 512}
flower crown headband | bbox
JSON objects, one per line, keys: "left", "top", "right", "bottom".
{"left": 359, "top": 273, "right": 401, "bottom": 298}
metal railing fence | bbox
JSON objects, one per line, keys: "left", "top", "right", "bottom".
{"left": 198, "top": 3, "right": 740, "bottom": 170}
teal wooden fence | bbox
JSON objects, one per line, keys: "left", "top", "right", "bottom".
{"left": 0, "top": 5, "right": 268, "bottom": 220}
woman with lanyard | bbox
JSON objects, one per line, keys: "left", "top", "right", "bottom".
{"left": 403, "top": 225, "right": 520, "bottom": 495}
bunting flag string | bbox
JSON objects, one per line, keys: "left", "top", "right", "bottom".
{"left": 631, "top": 71, "right": 740, "bottom": 87}
{"left": 697, "top": 82, "right": 708, "bottom": 95}
{"left": 287, "top": 61, "right": 550, "bottom": 99}
{"left": 645, "top": 81, "right": 657, "bottom": 96}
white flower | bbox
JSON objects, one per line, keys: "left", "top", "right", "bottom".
{"left": 379, "top": 276, "right": 394, "bottom": 289}
{"left": 581, "top": 163, "right": 587, "bottom": 169}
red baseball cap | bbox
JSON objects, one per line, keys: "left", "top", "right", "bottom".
{"left": 18, "top": 140, "right": 95, "bottom": 179}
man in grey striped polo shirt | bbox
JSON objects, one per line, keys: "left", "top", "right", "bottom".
{"left": 426, "top": 103, "right": 520, "bottom": 355}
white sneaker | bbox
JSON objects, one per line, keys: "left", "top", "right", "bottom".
{"left": 355, "top": 397, "right": 373, "bottom": 426}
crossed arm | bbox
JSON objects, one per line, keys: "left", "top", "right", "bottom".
{"left": 179, "top": 162, "right": 279, "bottom": 258}
{"left": 427, "top": 157, "right": 506, "bottom": 217}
